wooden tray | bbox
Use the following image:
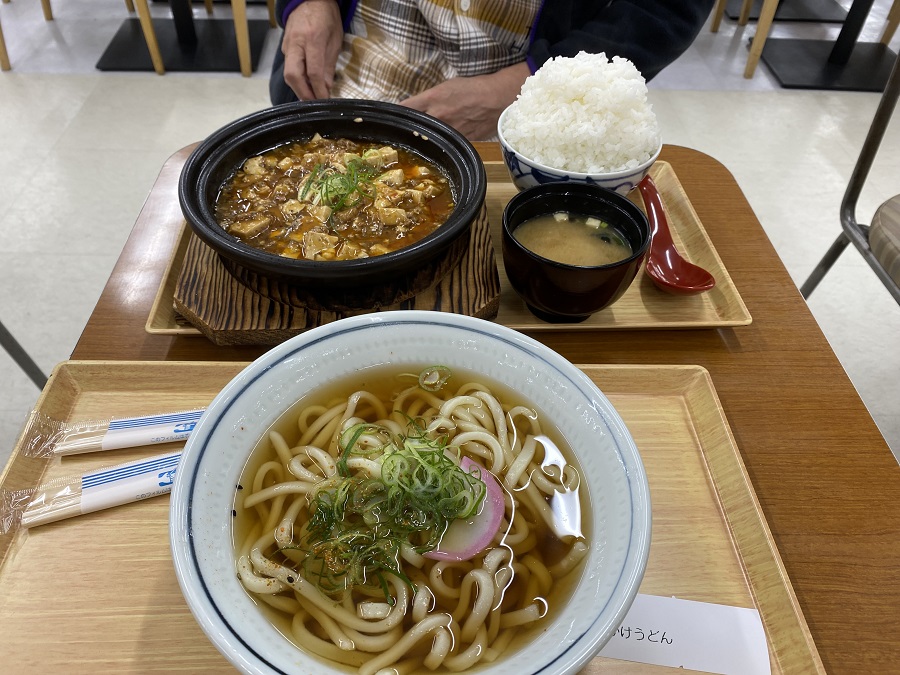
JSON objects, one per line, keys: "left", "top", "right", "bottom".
{"left": 0, "top": 362, "right": 819, "bottom": 673}
{"left": 147, "top": 161, "right": 751, "bottom": 339}
{"left": 173, "top": 205, "right": 500, "bottom": 346}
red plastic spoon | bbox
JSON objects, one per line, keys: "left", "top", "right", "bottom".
{"left": 638, "top": 175, "right": 716, "bottom": 295}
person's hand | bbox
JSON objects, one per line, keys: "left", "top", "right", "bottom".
{"left": 281, "top": 0, "right": 344, "bottom": 100}
{"left": 400, "top": 62, "right": 530, "bottom": 141}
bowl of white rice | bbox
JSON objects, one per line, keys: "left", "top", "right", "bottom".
{"left": 498, "top": 52, "right": 661, "bottom": 195}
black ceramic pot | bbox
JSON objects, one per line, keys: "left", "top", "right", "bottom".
{"left": 502, "top": 183, "right": 651, "bottom": 323}
{"left": 179, "top": 100, "right": 486, "bottom": 311}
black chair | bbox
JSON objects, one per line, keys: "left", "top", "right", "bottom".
{"left": 800, "top": 52, "right": 900, "bottom": 305}
{"left": 0, "top": 319, "right": 48, "bottom": 389}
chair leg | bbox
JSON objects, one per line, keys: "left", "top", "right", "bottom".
{"left": 124, "top": 0, "right": 135, "bottom": 13}
{"left": 204, "top": 0, "right": 214, "bottom": 15}
{"left": 881, "top": 0, "right": 900, "bottom": 45}
{"left": 267, "top": 0, "right": 276, "bottom": 28}
{"left": 0, "top": 320, "right": 48, "bottom": 390}
{"left": 0, "top": 16, "right": 10, "bottom": 72}
{"left": 232, "top": 0, "right": 252, "bottom": 77}
{"left": 738, "top": 0, "right": 754, "bottom": 25}
{"left": 710, "top": 0, "right": 727, "bottom": 32}
{"left": 133, "top": 0, "right": 166, "bottom": 75}
{"left": 800, "top": 231, "right": 852, "bottom": 299}
{"left": 745, "top": 0, "right": 779, "bottom": 78}
{"left": 40, "top": 0, "right": 53, "bottom": 21}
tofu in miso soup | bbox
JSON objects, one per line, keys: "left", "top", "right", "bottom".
{"left": 512, "top": 212, "right": 633, "bottom": 267}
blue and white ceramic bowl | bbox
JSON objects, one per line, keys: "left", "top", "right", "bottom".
{"left": 170, "top": 311, "right": 651, "bottom": 675}
{"left": 497, "top": 106, "right": 661, "bottom": 195}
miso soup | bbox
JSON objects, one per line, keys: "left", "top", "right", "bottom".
{"left": 513, "top": 211, "right": 632, "bottom": 266}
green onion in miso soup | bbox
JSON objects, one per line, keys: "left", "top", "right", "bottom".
{"left": 513, "top": 211, "right": 632, "bottom": 266}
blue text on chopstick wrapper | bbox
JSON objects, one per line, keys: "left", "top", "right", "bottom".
{"left": 101, "top": 410, "right": 204, "bottom": 450}
{"left": 80, "top": 453, "right": 182, "bottom": 515}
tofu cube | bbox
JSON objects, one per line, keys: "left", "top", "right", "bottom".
{"left": 228, "top": 215, "right": 272, "bottom": 238}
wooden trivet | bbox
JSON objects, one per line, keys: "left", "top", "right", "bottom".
{"left": 173, "top": 205, "right": 501, "bottom": 346}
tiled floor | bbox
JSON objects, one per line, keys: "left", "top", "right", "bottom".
{"left": 1, "top": 1, "right": 899, "bottom": 470}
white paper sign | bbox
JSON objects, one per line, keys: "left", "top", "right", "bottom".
{"left": 598, "top": 594, "right": 771, "bottom": 675}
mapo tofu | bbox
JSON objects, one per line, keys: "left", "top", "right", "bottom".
{"left": 215, "top": 136, "right": 455, "bottom": 261}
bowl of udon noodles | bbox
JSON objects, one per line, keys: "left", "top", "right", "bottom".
{"left": 170, "top": 310, "right": 651, "bottom": 675}
{"left": 179, "top": 100, "right": 486, "bottom": 311}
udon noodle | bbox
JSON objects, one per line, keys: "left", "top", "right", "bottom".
{"left": 234, "top": 366, "right": 588, "bottom": 674}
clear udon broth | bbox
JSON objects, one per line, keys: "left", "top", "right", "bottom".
{"left": 233, "top": 365, "right": 590, "bottom": 675}
{"left": 513, "top": 211, "right": 633, "bottom": 266}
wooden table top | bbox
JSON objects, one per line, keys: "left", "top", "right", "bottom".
{"left": 71, "top": 142, "right": 900, "bottom": 673}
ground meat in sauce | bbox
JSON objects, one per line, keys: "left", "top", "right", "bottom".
{"left": 215, "top": 135, "right": 455, "bottom": 261}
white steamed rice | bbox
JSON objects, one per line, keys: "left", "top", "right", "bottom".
{"left": 501, "top": 52, "right": 660, "bottom": 174}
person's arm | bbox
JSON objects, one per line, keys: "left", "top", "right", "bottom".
{"left": 400, "top": 62, "right": 530, "bottom": 141}
{"left": 274, "top": 0, "right": 353, "bottom": 29}
{"left": 277, "top": 0, "right": 344, "bottom": 100}
{"left": 528, "top": 0, "right": 715, "bottom": 81}
{"left": 401, "top": 1, "right": 713, "bottom": 140}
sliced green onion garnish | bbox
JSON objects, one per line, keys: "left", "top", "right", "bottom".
{"left": 289, "top": 406, "right": 486, "bottom": 602}
{"left": 418, "top": 365, "right": 451, "bottom": 392}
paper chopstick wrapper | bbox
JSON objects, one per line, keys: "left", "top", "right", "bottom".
{"left": 21, "top": 409, "right": 204, "bottom": 457}
{"left": 1, "top": 452, "right": 182, "bottom": 532}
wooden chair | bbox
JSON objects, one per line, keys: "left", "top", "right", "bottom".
{"left": 196, "top": 0, "right": 275, "bottom": 25}
{"left": 800, "top": 52, "right": 900, "bottom": 305}
{"left": 133, "top": 0, "right": 266, "bottom": 77}
{"left": 131, "top": 0, "right": 166, "bottom": 74}
{"left": 741, "top": 0, "right": 900, "bottom": 79}
{"left": 710, "top": 0, "right": 755, "bottom": 33}
{"left": 0, "top": 0, "right": 268, "bottom": 76}
{"left": 709, "top": 0, "right": 780, "bottom": 78}
{"left": 0, "top": 0, "right": 136, "bottom": 71}
{"left": 0, "top": 12, "right": 10, "bottom": 72}
{"left": 743, "top": 0, "right": 780, "bottom": 78}
{"left": 12, "top": 0, "right": 134, "bottom": 22}
{"left": 882, "top": 0, "right": 900, "bottom": 45}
